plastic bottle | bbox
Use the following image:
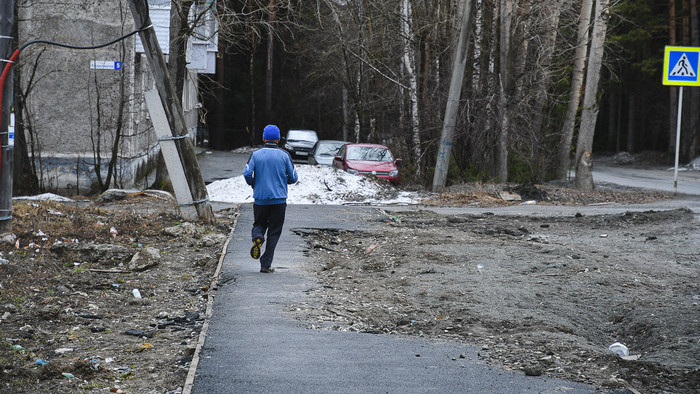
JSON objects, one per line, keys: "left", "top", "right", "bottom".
{"left": 608, "top": 342, "right": 629, "bottom": 357}
{"left": 132, "top": 289, "right": 142, "bottom": 299}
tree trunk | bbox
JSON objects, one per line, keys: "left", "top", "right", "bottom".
{"left": 12, "top": 96, "right": 38, "bottom": 195}
{"left": 688, "top": 0, "right": 699, "bottom": 161}
{"left": 556, "top": 0, "right": 593, "bottom": 180}
{"left": 11, "top": 2, "right": 38, "bottom": 196}
{"left": 128, "top": 0, "right": 215, "bottom": 223}
{"left": 168, "top": 1, "right": 193, "bottom": 101}
{"left": 249, "top": 0, "right": 258, "bottom": 143}
{"left": 607, "top": 93, "right": 617, "bottom": 151}
{"left": 354, "top": 68, "right": 361, "bottom": 142}
{"left": 668, "top": 0, "right": 677, "bottom": 156}
{"left": 529, "top": 0, "right": 562, "bottom": 181}
{"left": 432, "top": 0, "right": 474, "bottom": 191}
{"left": 496, "top": 0, "right": 513, "bottom": 182}
{"left": 401, "top": 0, "right": 422, "bottom": 176}
{"left": 152, "top": 0, "right": 194, "bottom": 190}
{"left": 575, "top": 0, "right": 609, "bottom": 192}
{"left": 342, "top": 86, "right": 349, "bottom": 141}
{"left": 627, "top": 95, "right": 635, "bottom": 153}
{"left": 265, "top": 0, "right": 277, "bottom": 122}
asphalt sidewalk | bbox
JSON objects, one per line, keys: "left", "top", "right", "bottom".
{"left": 187, "top": 204, "right": 598, "bottom": 393}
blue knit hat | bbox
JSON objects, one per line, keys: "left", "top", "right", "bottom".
{"left": 263, "top": 124, "right": 280, "bottom": 141}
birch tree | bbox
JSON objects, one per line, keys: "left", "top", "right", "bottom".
{"left": 401, "top": 0, "right": 422, "bottom": 174}
{"left": 575, "top": 0, "right": 609, "bottom": 191}
{"left": 556, "top": 0, "right": 593, "bottom": 180}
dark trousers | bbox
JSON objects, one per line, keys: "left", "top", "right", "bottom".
{"left": 252, "top": 203, "right": 287, "bottom": 268}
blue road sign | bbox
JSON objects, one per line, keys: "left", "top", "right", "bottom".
{"left": 663, "top": 46, "right": 700, "bottom": 86}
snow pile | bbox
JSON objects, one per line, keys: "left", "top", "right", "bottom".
{"left": 207, "top": 164, "right": 421, "bottom": 205}
{"left": 690, "top": 157, "right": 700, "bottom": 171}
{"left": 13, "top": 193, "right": 75, "bottom": 202}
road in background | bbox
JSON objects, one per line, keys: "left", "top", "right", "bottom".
{"left": 197, "top": 149, "right": 251, "bottom": 185}
{"left": 594, "top": 163, "right": 700, "bottom": 195}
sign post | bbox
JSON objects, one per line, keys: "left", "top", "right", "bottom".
{"left": 663, "top": 46, "right": 700, "bottom": 194}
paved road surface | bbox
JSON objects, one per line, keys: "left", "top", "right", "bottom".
{"left": 189, "top": 205, "right": 598, "bottom": 393}
{"left": 593, "top": 163, "right": 700, "bottom": 195}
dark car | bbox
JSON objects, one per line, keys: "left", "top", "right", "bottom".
{"left": 332, "top": 143, "right": 401, "bottom": 184}
{"left": 308, "top": 140, "right": 349, "bottom": 166}
{"left": 283, "top": 129, "right": 318, "bottom": 162}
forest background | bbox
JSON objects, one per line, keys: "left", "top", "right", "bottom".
{"left": 11, "top": 0, "right": 700, "bottom": 194}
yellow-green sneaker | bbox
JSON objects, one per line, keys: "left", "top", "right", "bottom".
{"left": 250, "top": 236, "right": 264, "bottom": 259}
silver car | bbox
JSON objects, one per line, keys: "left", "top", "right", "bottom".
{"left": 283, "top": 129, "right": 318, "bottom": 162}
{"left": 308, "top": 140, "right": 349, "bottom": 166}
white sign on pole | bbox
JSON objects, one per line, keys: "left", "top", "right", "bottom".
{"left": 7, "top": 113, "right": 14, "bottom": 147}
{"left": 89, "top": 60, "right": 123, "bottom": 70}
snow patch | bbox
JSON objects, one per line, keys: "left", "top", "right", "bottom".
{"left": 207, "top": 164, "right": 421, "bottom": 205}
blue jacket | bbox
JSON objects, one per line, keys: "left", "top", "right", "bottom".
{"left": 243, "top": 143, "right": 298, "bottom": 205}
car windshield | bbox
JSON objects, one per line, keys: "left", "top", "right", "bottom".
{"left": 287, "top": 130, "right": 318, "bottom": 142}
{"left": 346, "top": 146, "right": 393, "bottom": 162}
{"left": 317, "top": 142, "right": 346, "bottom": 156}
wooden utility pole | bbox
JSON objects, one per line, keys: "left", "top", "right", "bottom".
{"left": 0, "top": 0, "right": 15, "bottom": 233}
{"left": 432, "top": 0, "right": 474, "bottom": 192}
{"left": 127, "top": 0, "right": 215, "bottom": 223}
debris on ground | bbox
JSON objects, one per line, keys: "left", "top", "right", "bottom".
{"left": 291, "top": 208, "right": 699, "bottom": 393}
{"left": 0, "top": 193, "right": 235, "bottom": 393}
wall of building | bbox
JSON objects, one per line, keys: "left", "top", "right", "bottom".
{"left": 17, "top": 0, "right": 203, "bottom": 194}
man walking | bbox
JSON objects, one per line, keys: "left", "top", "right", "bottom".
{"left": 243, "top": 125, "right": 298, "bottom": 273}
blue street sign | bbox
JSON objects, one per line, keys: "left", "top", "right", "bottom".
{"left": 663, "top": 46, "right": 700, "bottom": 86}
{"left": 90, "top": 60, "right": 123, "bottom": 70}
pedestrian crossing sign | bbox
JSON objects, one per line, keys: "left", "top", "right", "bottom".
{"left": 663, "top": 46, "right": 700, "bottom": 86}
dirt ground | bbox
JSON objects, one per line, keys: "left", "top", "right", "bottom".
{"left": 0, "top": 184, "right": 697, "bottom": 393}
{"left": 290, "top": 197, "right": 699, "bottom": 393}
{"left": 0, "top": 191, "right": 236, "bottom": 393}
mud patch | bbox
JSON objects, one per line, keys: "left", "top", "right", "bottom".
{"left": 289, "top": 208, "right": 699, "bottom": 393}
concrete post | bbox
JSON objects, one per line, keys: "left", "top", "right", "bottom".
{"left": 0, "top": 0, "right": 15, "bottom": 233}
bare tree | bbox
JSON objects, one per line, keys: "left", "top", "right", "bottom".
{"left": 265, "top": 0, "right": 277, "bottom": 122}
{"left": 90, "top": 6, "right": 131, "bottom": 193}
{"left": 11, "top": 1, "right": 38, "bottom": 195}
{"left": 689, "top": 0, "right": 699, "bottom": 161}
{"left": 575, "top": 0, "right": 609, "bottom": 191}
{"left": 668, "top": 0, "right": 678, "bottom": 157}
{"left": 400, "top": 0, "right": 422, "bottom": 175}
{"left": 556, "top": 0, "right": 593, "bottom": 180}
{"left": 496, "top": 0, "right": 513, "bottom": 182}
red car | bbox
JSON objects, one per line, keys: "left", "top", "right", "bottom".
{"left": 332, "top": 143, "right": 402, "bottom": 184}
